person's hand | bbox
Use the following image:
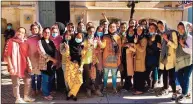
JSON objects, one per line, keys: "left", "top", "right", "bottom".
{"left": 28, "top": 66, "right": 33, "bottom": 73}
{"left": 101, "top": 12, "right": 105, "bottom": 16}
{"left": 134, "top": 35, "right": 138, "bottom": 43}
{"left": 157, "top": 43, "right": 162, "bottom": 49}
{"left": 9, "top": 69, "right": 15, "bottom": 75}
{"left": 179, "top": 38, "right": 185, "bottom": 47}
{"left": 52, "top": 59, "right": 58, "bottom": 65}
{"left": 64, "top": 42, "right": 69, "bottom": 50}
{"left": 162, "top": 34, "right": 168, "bottom": 42}
{"left": 78, "top": 67, "right": 83, "bottom": 73}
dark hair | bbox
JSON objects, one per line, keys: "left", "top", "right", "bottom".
{"left": 120, "top": 22, "right": 127, "bottom": 26}
{"left": 178, "top": 22, "right": 184, "bottom": 27}
{"left": 43, "top": 27, "right": 51, "bottom": 33}
{"left": 149, "top": 22, "right": 158, "bottom": 29}
{"left": 30, "top": 22, "right": 40, "bottom": 31}
{"left": 157, "top": 21, "right": 164, "bottom": 25}
{"left": 78, "top": 21, "right": 84, "bottom": 26}
{"left": 141, "top": 19, "right": 147, "bottom": 24}
{"left": 87, "top": 26, "right": 95, "bottom": 31}
{"left": 67, "top": 22, "right": 74, "bottom": 27}
{"left": 7, "top": 23, "right": 12, "bottom": 26}
{"left": 17, "top": 27, "right": 27, "bottom": 34}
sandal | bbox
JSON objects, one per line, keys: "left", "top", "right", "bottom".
{"left": 44, "top": 96, "right": 53, "bottom": 101}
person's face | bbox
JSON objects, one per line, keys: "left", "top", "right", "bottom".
{"left": 76, "top": 33, "right": 82, "bottom": 39}
{"left": 149, "top": 25, "right": 156, "bottom": 33}
{"left": 103, "top": 22, "right": 108, "bottom": 28}
{"left": 97, "top": 27, "right": 103, "bottom": 32}
{"left": 43, "top": 29, "right": 51, "bottom": 39}
{"left": 116, "top": 21, "right": 121, "bottom": 28}
{"left": 129, "top": 21, "right": 135, "bottom": 27}
{"left": 65, "top": 33, "right": 71, "bottom": 40}
{"left": 88, "top": 28, "right": 95, "bottom": 36}
{"left": 78, "top": 23, "right": 85, "bottom": 30}
{"left": 177, "top": 25, "right": 185, "bottom": 35}
{"left": 52, "top": 28, "right": 59, "bottom": 34}
{"left": 157, "top": 23, "right": 165, "bottom": 32}
{"left": 128, "top": 28, "right": 134, "bottom": 35}
{"left": 31, "top": 25, "right": 39, "bottom": 35}
{"left": 16, "top": 28, "right": 26, "bottom": 39}
{"left": 120, "top": 24, "right": 127, "bottom": 33}
{"left": 67, "top": 25, "right": 73, "bottom": 32}
{"left": 109, "top": 23, "right": 117, "bottom": 34}
{"left": 137, "top": 27, "right": 143, "bottom": 36}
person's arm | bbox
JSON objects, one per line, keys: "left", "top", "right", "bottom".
{"left": 80, "top": 11, "right": 86, "bottom": 23}
{"left": 135, "top": 38, "right": 147, "bottom": 52}
{"left": 60, "top": 43, "right": 66, "bottom": 55}
{"left": 167, "top": 32, "right": 178, "bottom": 49}
{"left": 37, "top": 40, "right": 57, "bottom": 63}
{"left": 182, "top": 35, "right": 192, "bottom": 55}
{"left": 101, "top": 13, "right": 109, "bottom": 24}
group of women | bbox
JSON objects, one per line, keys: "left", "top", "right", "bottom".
{"left": 3, "top": 15, "right": 192, "bottom": 103}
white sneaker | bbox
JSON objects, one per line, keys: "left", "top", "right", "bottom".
{"left": 15, "top": 98, "right": 26, "bottom": 103}
{"left": 24, "top": 96, "right": 35, "bottom": 102}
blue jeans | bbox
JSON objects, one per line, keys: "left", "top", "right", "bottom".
{"left": 103, "top": 68, "right": 118, "bottom": 88}
{"left": 31, "top": 74, "right": 42, "bottom": 91}
{"left": 177, "top": 64, "right": 193, "bottom": 95}
{"left": 41, "top": 72, "right": 54, "bottom": 96}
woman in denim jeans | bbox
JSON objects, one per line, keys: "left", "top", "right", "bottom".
{"left": 176, "top": 21, "right": 192, "bottom": 103}
{"left": 100, "top": 22, "right": 121, "bottom": 93}
{"left": 37, "top": 27, "right": 58, "bottom": 100}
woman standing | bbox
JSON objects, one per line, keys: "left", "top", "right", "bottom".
{"left": 50, "top": 26, "right": 64, "bottom": 92}
{"left": 176, "top": 21, "right": 192, "bottom": 103}
{"left": 100, "top": 22, "right": 121, "bottom": 93}
{"left": 27, "top": 22, "right": 42, "bottom": 96}
{"left": 4, "top": 27, "right": 35, "bottom": 103}
{"left": 133, "top": 25, "right": 147, "bottom": 95}
{"left": 37, "top": 27, "right": 58, "bottom": 100}
{"left": 61, "top": 33, "right": 84, "bottom": 101}
{"left": 121, "top": 26, "right": 136, "bottom": 91}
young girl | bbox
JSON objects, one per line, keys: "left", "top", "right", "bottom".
{"left": 133, "top": 25, "right": 147, "bottom": 95}
{"left": 27, "top": 22, "right": 42, "bottom": 96}
{"left": 4, "top": 27, "right": 35, "bottom": 103}
{"left": 37, "top": 27, "right": 58, "bottom": 100}
{"left": 100, "top": 22, "right": 122, "bottom": 93}
{"left": 121, "top": 26, "right": 136, "bottom": 91}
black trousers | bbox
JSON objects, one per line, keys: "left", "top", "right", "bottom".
{"left": 83, "top": 64, "right": 100, "bottom": 90}
{"left": 159, "top": 67, "right": 176, "bottom": 93}
{"left": 145, "top": 65, "right": 157, "bottom": 89}
{"left": 134, "top": 72, "right": 146, "bottom": 92}
{"left": 52, "top": 67, "right": 65, "bottom": 92}
{"left": 122, "top": 61, "right": 132, "bottom": 90}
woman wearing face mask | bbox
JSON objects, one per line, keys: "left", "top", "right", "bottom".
{"left": 60, "top": 31, "right": 72, "bottom": 94}
{"left": 27, "top": 22, "right": 42, "bottom": 96}
{"left": 176, "top": 21, "right": 192, "bottom": 103}
{"left": 80, "top": 26, "right": 103, "bottom": 97}
{"left": 50, "top": 26, "right": 64, "bottom": 93}
{"left": 60, "top": 32, "right": 83, "bottom": 101}
{"left": 37, "top": 27, "right": 58, "bottom": 100}
{"left": 100, "top": 22, "right": 121, "bottom": 94}
{"left": 94, "top": 26, "right": 105, "bottom": 91}
{"left": 121, "top": 26, "right": 136, "bottom": 92}
{"left": 118, "top": 22, "right": 127, "bottom": 86}
{"left": 4, "top": 27, "right": 35, "bottom": 103}
{"left": 132, "top": 25, "right": 147, "bottom": 95}
{"left": 4, "top": 23, "right": 15, "bottom": 42}
{"left": 145, "top": 22, "right": 161, "bottom": 93}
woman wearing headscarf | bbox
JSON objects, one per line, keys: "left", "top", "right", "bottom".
{"left": 121, "top": 26, "right": 136, "bottom": 91}
{"left": 4, "top": 27, "right": 35, "bottom": 103}
{"left": 157, "top": 20, "right": 178, "bottom": 100}
{"left": 176, "top": 21, "right": 192, "bottom": 103}
{"left": 55, "top": 22, "right": 66, "bottom": 36}
{"left": 100, "top": 22, "right": 122, "bottom": 93}
{"left": 132, "top": 25, "right": 147, "bottom": 95}
{"left": 37, "top": 27, "right": 57, "bottom": 100}
{"left": 50, "top": 26, "right": 64, "bottom": 92}
{"left": 27, "top": 22, "right": 42, "bottom": 96}
{"left": 145, "top": 22, "right": 161, "bottom": 93}
{"left": 61, "top": 32, "right": 84, "bottom": 101}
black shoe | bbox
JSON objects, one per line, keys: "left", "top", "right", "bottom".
{"left": 171, "top": 94, "right": 177, "bottom": 101}
{"left": 177, "top": 95, "right": 186, "bottom": 103}
{"left": 72, "top": 96, "right": 77, "bottom": 101}
{"left": 66, "top": 95, "right": 73, "bottom": 100}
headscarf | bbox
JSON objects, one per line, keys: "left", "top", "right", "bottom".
{"left": 55, "top": 22, "right": 65, "bottom": 35}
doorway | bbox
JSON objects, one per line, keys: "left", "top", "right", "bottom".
{"left": 55, "top": 1, "right": 70, "bottom": 26}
